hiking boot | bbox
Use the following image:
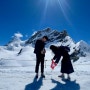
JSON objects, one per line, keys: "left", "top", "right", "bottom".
{"left": 58, "top": 74, "right": 64, "bottom": 78}
{"left": 41, "top": 73, "right": 45, "bottom": 78}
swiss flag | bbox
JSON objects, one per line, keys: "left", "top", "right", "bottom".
{"left": 51, "top": 60, "right": 57, "bottom": 69}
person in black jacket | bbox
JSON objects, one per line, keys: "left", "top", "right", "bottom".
{"left": 50, "top": 45, "right": 74, "bottom": 80}
{"left": 34, "top": 36, "right": 49, "bottom": 78}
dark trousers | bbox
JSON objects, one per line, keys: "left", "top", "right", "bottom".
{"left": 35, "top": 54, "right": 45, "bottom": 74}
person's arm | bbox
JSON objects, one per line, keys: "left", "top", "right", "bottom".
{"left": 52, "top": 53, "right": 61, "bottom": 63}
{"left": 53, "top": 54, "right": 57, "bottom": 60}
{"left": 41, "top": 48, "right": 46, "bottom": 54}
{"left": 34, "top": 40, "right": 41, "bottom": 54}
{"left": 55, "top": 55, "right": 61, "bottom": 64}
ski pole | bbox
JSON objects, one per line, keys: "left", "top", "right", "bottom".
{"left": 45, "top": 60, "right": 47, "bottom": 68}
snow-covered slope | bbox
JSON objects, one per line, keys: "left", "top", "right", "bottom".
{"left": 0, "top": 45, "right": 90, "bottom": 90}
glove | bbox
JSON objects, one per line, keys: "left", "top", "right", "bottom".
{"left": 51, "top": 59, "right": 55, "bottom": 61}
{"left": 51, "top": 60, "right": 57, "bottom": 69}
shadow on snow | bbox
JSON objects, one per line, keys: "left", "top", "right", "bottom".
{"left": 25, "top": 77, "right": 43, "bottom": 90}
{"left": 25, "top": 77, "right": 80, "bottom": 90}
{"left": 51, "top": 78, "right": 80, "bottom": 90}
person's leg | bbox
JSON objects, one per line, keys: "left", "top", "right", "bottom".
{"left": 41, "top": 55, "right": 45, "bottom": 78}
{"left": 67, "top": 74, "right": 70, "bottom": 80}
{"left": 35, "top": 54, "right": 41, "bottom": 78}
{"left": 41, "top": 58, "right": 44, "bottom": 73}
{"left": 58, "top": 60, "right": 65, "bottom": 78}
{"left": 35, "top": 60, "right": 40, "bottom": 73}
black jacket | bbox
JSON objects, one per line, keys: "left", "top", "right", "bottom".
{"left": 52, "top": 46, "right": 74, "bottom": 74}
{"left": 34, "top": 39, "right": 45, "bottom": 54}
{"left": 53, "top": 46, "right": 70, "bottom": 63}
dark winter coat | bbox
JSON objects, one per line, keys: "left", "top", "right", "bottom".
{"left": 53, "top": 46, "right": 74, "bottom": 74}
{"left": 34, "top": 39, "right": 45, "bottom": 55}
{"left": 34, "top": 39, "right": 46, "bottom": 73}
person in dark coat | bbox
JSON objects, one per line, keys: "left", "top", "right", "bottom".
{"left": 50, "top": 45, "right": 74, "bottom": 80}
{"left": 34, "top": 36, "right": 49, "bottom": 78}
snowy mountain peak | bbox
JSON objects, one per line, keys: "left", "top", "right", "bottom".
{"left": 26, "top": 28, "right": 69, "bottom": 45}
{"left": 13, "top": 32, "right": 23, "bottom": 38}
{"left": 76, "top": 40, "right": 90, "bottom": 53}
{"left": 24, "top": 28, "right": 90, "bottom": 61}
{"left": 7, "top": 32, "right": 23, "bottom": 44}
{"left": 5, "top": 32, "right": 25, "bottom": 50}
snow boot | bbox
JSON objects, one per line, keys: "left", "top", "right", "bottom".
{"left": 58, "top": 74, "right": 64, "bottom": 78}
{"left": 35, "top": 74, "right": 38, "bottom": 79}
{"left": 41, "top": 73, "right": 45, "bottom": 78}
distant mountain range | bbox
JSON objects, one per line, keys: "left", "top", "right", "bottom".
{"left": 1, "top": 28, "right": 90, "bottom": 62}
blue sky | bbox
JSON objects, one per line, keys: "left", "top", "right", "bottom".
{"left": 0, "top": 0, "right": 90, "bottom": 45}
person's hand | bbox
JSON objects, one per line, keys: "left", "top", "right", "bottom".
{"left": 51, "top": 59, "right": 55, "bottom": 61}
{"left": 43, "top": 49, "right": 46, "bottom": 53}
{"left": 51, "top": 60, "right": 57, "bottom": 69}
{"left": 41, "top": 49, "right": 46, "bottom": 54}
{"left": 41, "top": 50, "right": 44, "bottom": 54}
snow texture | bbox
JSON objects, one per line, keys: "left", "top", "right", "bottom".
{"left": 0, "top": 46, "right": 90, "bottom": 90}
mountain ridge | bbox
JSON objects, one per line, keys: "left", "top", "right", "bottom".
{"left": 0, "top": 28, "right": 90, "bottom": 62}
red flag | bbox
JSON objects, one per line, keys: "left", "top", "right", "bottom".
{"left": 51, "top": 60, "right": 57, "bottom": 69}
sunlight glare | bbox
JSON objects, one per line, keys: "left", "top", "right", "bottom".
{"left": 39, "top": 0, "right": 71, "bottom": 25}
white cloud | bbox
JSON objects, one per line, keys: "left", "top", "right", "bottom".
{"left": 14, "top": 32, "right": 23, "bottom": 38}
